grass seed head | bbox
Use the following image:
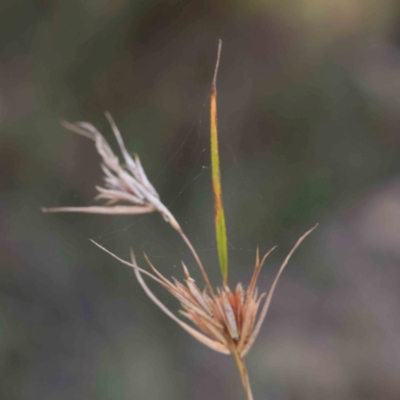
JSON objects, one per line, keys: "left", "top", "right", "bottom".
{"left": 43, "top": 42, "right": 318, "bottom": 400}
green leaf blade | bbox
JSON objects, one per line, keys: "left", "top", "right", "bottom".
{"left": 210, "top": 40, "right": 228, "bottom": 284}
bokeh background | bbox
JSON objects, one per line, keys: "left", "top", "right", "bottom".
{"left": 2, "top": 1, "right": 400, "bottom": 399}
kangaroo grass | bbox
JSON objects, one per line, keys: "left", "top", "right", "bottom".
{"left": 43, "top": 41, "right": 317, "bottom": 400}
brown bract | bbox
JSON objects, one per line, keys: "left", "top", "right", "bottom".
{"left": 92, "top": 241, "right": 278, "bottom": 357}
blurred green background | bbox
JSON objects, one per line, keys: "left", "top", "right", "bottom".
{"left": 2, "top": 0, "right": 400, "bottom": 399}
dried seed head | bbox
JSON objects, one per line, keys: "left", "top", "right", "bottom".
{"left": 42, "top": 41, "right": 318, "bottom": 400}
{"left": 42, "top": 114, "right": 180, "bottom": 230}
{"left": 91, "top": 222, "right": 317, "bottom": 358}
{"left": 135, "top": 224, "right": 316, "bottom": 357}
{"left": 43, "top": 113, "right": 317, "bottom": 358}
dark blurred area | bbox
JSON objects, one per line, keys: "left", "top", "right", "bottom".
{"left": 2, "top": 1, "right": 400, "bottom": 399}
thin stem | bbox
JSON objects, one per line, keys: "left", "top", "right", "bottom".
{"left": 230, "top": 340, "right": 254, "bottom": 400}
{"left": 176, "top": 227, "right": 216, "bottom": 298}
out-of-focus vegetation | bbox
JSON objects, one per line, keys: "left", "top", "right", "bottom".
{"left": 1, "top": 1, "right": 400, "bottom": 399}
